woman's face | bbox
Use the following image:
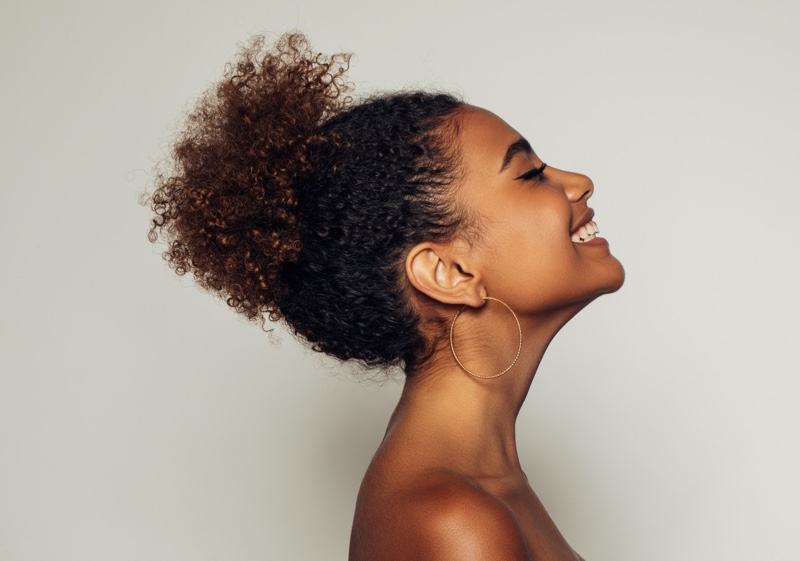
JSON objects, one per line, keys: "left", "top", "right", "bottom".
{"left": 454, "top": 106, "right": 625, "bottom": 316}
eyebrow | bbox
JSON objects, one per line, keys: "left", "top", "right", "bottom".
{"left": 499, "top": 137, "right": 533, "bottom": 173}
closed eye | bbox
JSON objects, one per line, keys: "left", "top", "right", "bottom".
{"left": 515, "top": 162, "right": 547, "bottom": 181}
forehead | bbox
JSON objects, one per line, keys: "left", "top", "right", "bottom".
{"left": 455, "top": 106, "right": 524, "bottom": 178}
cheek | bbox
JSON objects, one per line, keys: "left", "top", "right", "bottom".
{"left": 483, "top": 212, "right": 575, "bottom": 279}
{"left": 478, "top": 209, "right": 596, "bottom": 309}
{"left": 495, "top": 201, "right": 572, "bottom": 261}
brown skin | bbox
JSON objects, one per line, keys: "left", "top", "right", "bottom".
{"left": 349, "top": 107, "right": 624, "bottom": 561}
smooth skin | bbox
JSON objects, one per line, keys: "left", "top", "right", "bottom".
{"left": 349, "top": 106, "right": 625, "bottom": 561}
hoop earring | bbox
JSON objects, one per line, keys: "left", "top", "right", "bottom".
{"left": 449, "top": 296, "right": 522, "bottom": 379}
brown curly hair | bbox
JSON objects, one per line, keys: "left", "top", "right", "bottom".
{"left": 147, "top": 32, "right": 467, "bottom": 372}
{"left": 148, "top": 33, "right": 351, "bottom": 321}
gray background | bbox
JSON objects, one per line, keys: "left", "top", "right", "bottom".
{"left": 1, "top": 0, "right": 798, "bottom": 559}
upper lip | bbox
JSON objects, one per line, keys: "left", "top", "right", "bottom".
{"left": 570, "top": 209, "right": 595, "bottom": 235}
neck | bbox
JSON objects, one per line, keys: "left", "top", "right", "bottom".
{"left": 384, "top": 308, "right": 580, "bottom": 478}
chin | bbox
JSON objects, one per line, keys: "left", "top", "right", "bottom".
{"left": 599, "top": 258, "right": 626, "bottom": 295}
{"left": 571, "top": 259, "right": 626, "bottom": 309}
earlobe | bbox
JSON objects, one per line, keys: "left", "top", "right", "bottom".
{"left": 405, "top": 243, "right": 485, "bottom": 307}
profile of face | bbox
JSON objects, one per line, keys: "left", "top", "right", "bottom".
{"left": 447, "top": 106, "right": 625, "bottom": 318}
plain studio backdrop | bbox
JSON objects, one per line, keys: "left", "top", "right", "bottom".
{"left": 1, "top": 1, "right": 798, "bottom": 560}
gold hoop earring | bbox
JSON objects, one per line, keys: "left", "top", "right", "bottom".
{"left": 449, "top": 296, "right": 522, "bottom": 379}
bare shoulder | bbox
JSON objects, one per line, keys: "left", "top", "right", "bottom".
{"left": 397, "top": 473, "right": 532, "bottom": 561}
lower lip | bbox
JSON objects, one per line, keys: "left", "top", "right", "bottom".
{"left": 574, "top": 236, "right": 608, "bottom": 247}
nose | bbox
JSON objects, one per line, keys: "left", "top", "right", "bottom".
{"left": 549, "top": 166, "right": 594, "bottom": 203}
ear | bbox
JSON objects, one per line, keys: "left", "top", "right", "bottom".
{"left": 405, "top": 242, "right": 485, "bottom": 307}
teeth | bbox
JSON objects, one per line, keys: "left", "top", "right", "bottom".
{"left": 571, "top": 220, "right": 599, "bottom": 243}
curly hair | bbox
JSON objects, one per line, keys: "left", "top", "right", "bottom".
{"left": 147, "top": 32, "right": 467, "bottom": 373}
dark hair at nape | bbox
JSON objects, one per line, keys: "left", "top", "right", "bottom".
{"left": 279, "top": 91, "right": 467, "bottom": 373}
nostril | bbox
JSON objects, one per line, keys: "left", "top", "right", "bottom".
{"left": 579, "top": 175, "right": 594, "bottom": 201}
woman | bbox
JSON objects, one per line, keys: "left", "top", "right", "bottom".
{"left": 148, "top": 33, "right": 624, "bottom": 561}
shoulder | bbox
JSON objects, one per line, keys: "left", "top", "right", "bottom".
{"left": 399, "top": 474, "right": 533, "bottom": 561}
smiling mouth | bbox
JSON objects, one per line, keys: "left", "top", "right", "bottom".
{"left": 571, "top": 220, "right": 599, "bottom": 243}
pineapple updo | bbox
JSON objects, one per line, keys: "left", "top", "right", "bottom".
{"left": 147, "top": 33, "right": 469, "bottom": 373}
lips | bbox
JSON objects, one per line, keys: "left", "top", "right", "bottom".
{"left": 570, "top": 209, "right": 602, "bottom": 243}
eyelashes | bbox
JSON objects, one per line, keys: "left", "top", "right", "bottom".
{"left": 515, "top": 162, "right": 547, "bottom": 181}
